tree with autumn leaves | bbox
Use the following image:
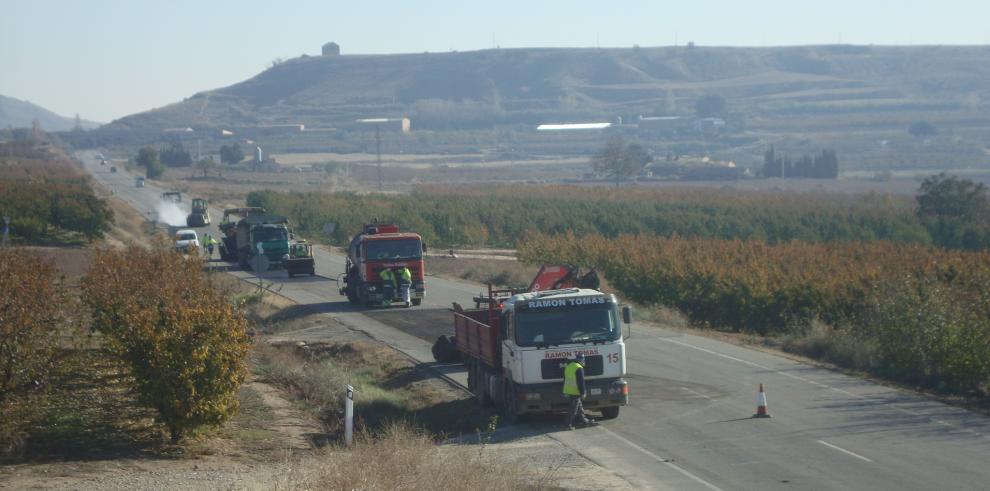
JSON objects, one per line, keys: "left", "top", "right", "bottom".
{"left": 0, "top": 249, "right": 72, "bottom": 448}
{"left": 81, "top": 246, "right": 250, "bottom": 443}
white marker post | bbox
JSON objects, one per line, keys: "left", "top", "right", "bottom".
{"left": 345, "top": 384, "right": 354, "bottom": 446}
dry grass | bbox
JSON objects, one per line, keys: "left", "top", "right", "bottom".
{"left": 253, "top": 341, "right": 489, "bottom": 437}
{"left": 102, "top": 196, "right": 162, "bottom": 247}
{"left": 267, "top": 423, "right": 543, "bottom": 491}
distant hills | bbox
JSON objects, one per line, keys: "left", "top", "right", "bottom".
{"left": 0, "top": 95, "right": 101, "bottom": 131}
{"left": 107, "top": 45, "right": 990, "bottom": 132}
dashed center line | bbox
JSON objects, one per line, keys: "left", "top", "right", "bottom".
{"left": 656, "top": 336, "right": 987, "bottom": 439}
{"left": 817, "top": 440, "right": 873, "bottom": 463}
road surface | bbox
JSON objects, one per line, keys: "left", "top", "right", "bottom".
{"left": 80, "top": 151, "right": 990, "bottom": 490}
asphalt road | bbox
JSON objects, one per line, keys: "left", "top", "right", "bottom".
{"left": 80, "top": 151, "right": 990, "bottom": 490}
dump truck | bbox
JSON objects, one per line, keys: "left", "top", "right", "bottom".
{"left": 286, "top": 241, "right": 316, "bottom": 277}
{"left": 186, "top": 198, "right": 211, "bottom": 227}
{"left": 217, "top": 207, "right": 265, "bottom": 261}
{"left": 339, "top": 223, "right": 426, "bottom": 307}
{"left": 161, "top": 191, "right": 181, "bottom": 203}
{"left": 217, "top": 208, "right": 291, "bottom": 271}
{"left": 450, "top": 266, "right": 630, "bottom": 423}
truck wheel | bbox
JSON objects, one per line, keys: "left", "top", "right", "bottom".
{"left": 412, "top": 298, "right": 422, "bottom": 306}
{"left": 600, "top": 406, "right": 620, "bottom": 420}
{"left": 502, "top": 381, "right": 518, "bottom": 424}
{"left": 467, "top": 359, "right": 476, "bottom": 392}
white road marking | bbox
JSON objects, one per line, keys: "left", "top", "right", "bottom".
{"left": 599, "top": 426, "right": 724, "bottom": 491}
{"left": 682, "top": 387, "right": 715, "bottom": 400}
{"left": 817, "top": 440, "right": 873, "bottom": 462}
{"left": 657, "top": 336, "right": 988, "bottom": 439}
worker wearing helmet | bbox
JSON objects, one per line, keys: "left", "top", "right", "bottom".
{"left": 563, "top": 353, "right": 597, "bottom": 429}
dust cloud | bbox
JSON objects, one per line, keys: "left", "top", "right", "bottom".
{"left": 156, "top": 200, "right": 187, "bottom": 226}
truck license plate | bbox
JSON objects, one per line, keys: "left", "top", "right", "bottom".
{"left": 590, "top": 388, "right": 602, "bottom": 396}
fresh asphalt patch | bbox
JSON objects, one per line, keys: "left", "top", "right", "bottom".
{"left": 363, "top": 308, "right": 454, "bottom": 343}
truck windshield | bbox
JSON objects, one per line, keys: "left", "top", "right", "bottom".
{"left": 365, "top": 239, "right": 422, "bottom": 260}
{"left": 515, "top": 305, "right": 619, "bottom": 347}
{"left": 254, "top": 228, "right": 287, "bottom": 242}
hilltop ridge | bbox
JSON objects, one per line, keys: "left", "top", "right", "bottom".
{"left": 108, "top": 45, "right": 990, "bottom": 131}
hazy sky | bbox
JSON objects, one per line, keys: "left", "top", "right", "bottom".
{"left": 2, "top": 0, "right": 988, "bottom": 123}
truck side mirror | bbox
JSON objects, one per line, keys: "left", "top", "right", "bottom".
{"left": 422, "top": 242, "right": 428, "bottom": 253}
{"left": 622, "top": 305, "right": 632, "bottom": 340}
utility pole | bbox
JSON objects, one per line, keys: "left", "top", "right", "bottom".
{"left": 376, "top": 125, "right": 383, "bottom": 192}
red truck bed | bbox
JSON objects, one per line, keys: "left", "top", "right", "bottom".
{"left": 453, "top": 308, "right": 500, "bottom": 368}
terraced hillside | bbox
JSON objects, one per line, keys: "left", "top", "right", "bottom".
{"left": 90, "top": 45, "right": 990, "bottom": 171}
{"left": 109, "top": 45, "right": 990, "bottom": 129}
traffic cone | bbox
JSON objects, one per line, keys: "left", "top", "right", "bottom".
{"left": 753, "top": 383, "right": 772, "bottom": 418}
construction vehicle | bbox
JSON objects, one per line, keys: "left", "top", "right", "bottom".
{"left": 339, "top": 223, "right": 426, "bottom": 307}
{"left": 135, "top": 177, "right": 145, "bottom": 187}
{"left": 217, "top": 207, "right": 265, "bottom": 261}
{"left": 186, "top": 198, "right": 211, "bottom": 227}
{"left": 286, "top": 241, "right": 316, "bottom": 277}
{"left": 216, "top": 207, "right": 292, "bottom": 271}
{"left": 161, "top": 191, "right": 182, "bottom": 203}
{"left": 447, "top": 265, "right": 630, "bottom": 423}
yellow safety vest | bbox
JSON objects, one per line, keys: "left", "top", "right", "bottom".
{"left": 563, "top": 361, "right": 582, "bottom": 396}
{"left": 379, "top": 269, "right": 395, "bottom": 286}
{"left": 400, "top": 267, "right": 412, "bottom": 282}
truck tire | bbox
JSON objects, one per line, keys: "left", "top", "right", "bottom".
{"left": 432, "top": 335, "right": 454, "bottom": 362}
{"left": 467, "top": 358, "right": 476, "bottom": 392}
{"left": 600, "top": 406, "right": 620, "bottom": 420}
{"left": 470, "top": 359, "right": 492, "bottom": 406}
{"left": 502, "top": 381, "right": 518, "bottom": 424}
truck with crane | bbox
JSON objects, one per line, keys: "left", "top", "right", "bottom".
{"left": 449, "top": 265, "right": 630, "bottom": 423}
{"left": 339, "top": 223, "right": 426, "bottom": 307}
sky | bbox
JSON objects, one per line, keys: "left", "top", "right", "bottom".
{"left": 2, "top": 0, "right": 988, "bottom": 123}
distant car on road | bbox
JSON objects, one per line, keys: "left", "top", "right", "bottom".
{"left": 136, "top": 177, "right": 146, "bottom": 187}
{"left": 174, "top": 229, "right": 200, "bottom": 252}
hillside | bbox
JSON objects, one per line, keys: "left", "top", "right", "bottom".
{"left": 89, "top": 45, "right": 990, "bottom": 172}
{"left": 0, "top": 95, "right": 101, "bottom": 131}
{"left": 108, "top": 45, "right": 990, "bottom": 130}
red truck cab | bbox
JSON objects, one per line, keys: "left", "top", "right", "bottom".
{"left": 340, "top": 224, "right": 426, "bottom": 307}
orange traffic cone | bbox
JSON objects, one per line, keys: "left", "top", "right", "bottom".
{"left": 753, "top": 383, "right": 772, "bottom": 418}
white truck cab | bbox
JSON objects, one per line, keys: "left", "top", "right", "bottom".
{"left": 501, "top": 288, "right": 629, "bottom": 418}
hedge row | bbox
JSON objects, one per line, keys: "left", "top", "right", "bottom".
{"left": 517, "top": 233, "right": 990, "bottom": 393}
{"left": 247, "top": 184, "right": 930, "bottom": 248}
{"left": 0, "top": 142, "right": 113, "bottom": 242}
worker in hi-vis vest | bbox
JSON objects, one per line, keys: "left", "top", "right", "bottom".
{"left": 563, "top": 353, "right": 598, "bottom": 429}
{"left": 379, "top": 268, "right": 396, "bottom": 306}
{"left": 398, "top": 266, "right": 412, "bottom": 307}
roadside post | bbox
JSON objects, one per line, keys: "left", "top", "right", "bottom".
{"left": 345, "top": 384, "right": 354, "bottom": 445}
